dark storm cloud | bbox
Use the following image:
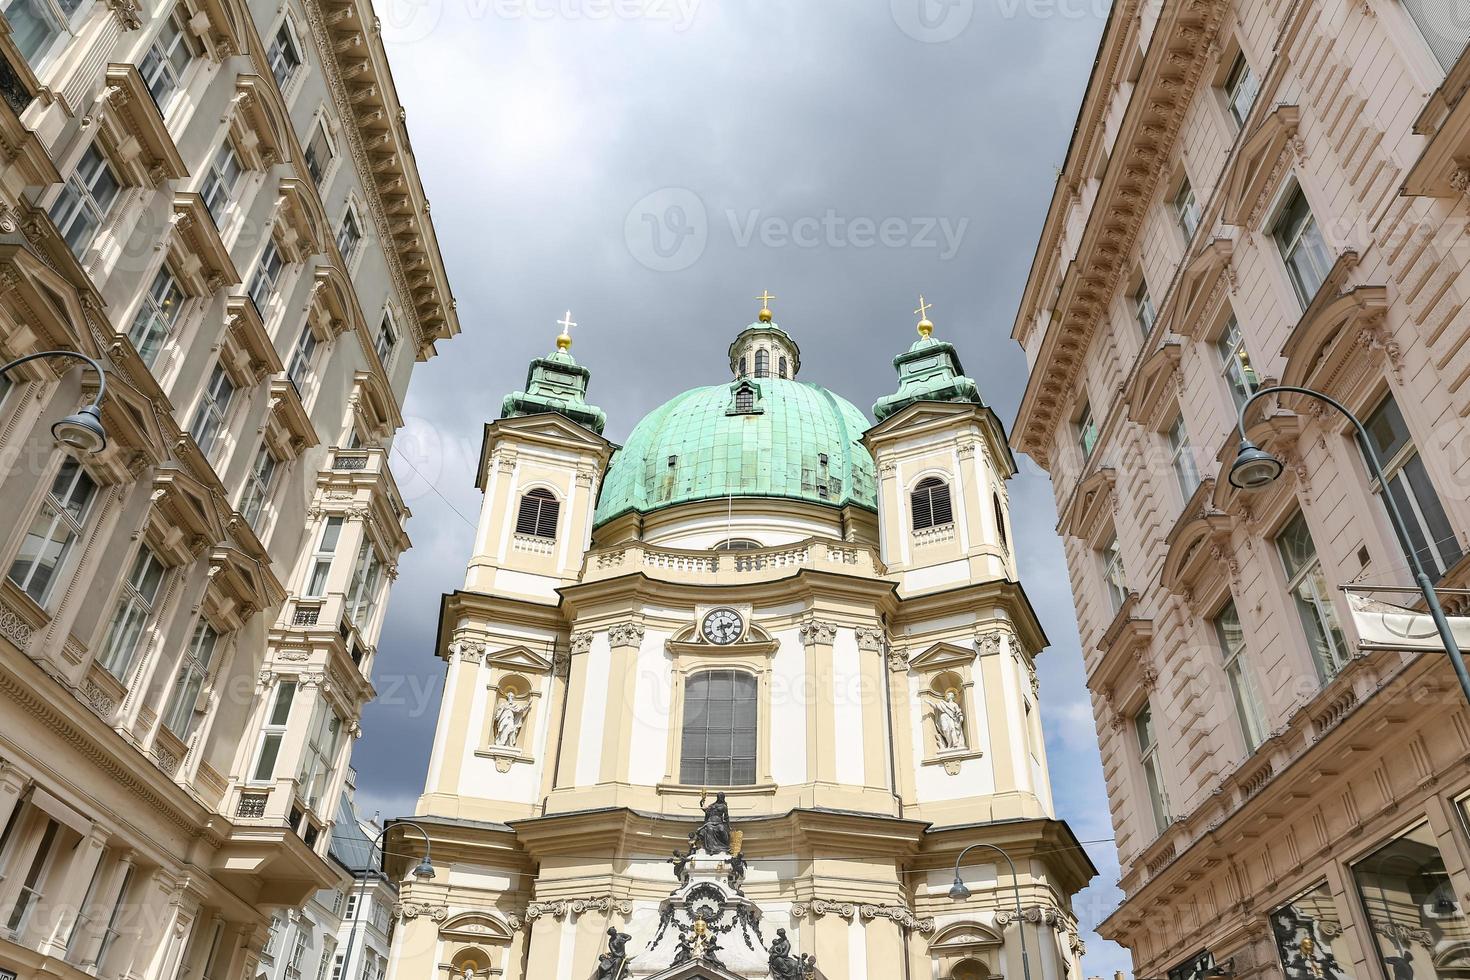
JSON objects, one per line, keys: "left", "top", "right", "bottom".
{"left": 360, "top": 0, "right": 1126, "bottom": 969}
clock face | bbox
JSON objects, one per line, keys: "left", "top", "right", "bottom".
{"left": 701, "top": 608, "right": 744, "bottom": 645}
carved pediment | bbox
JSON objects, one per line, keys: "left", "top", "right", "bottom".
{"left": 274, "top": 177, "right": 327, "bottom": 262}
{"left": 306, "top": 264, "right": 362, "bottom": 340}
{"left": 476, "top": 412, "right": 614, "bottom": 490}
{"left": 229, "top": 74, "right": 287, "bottom": 169}
{"left": 206, "top": 545, "right": 285, "bottom": 630}
{"left": 265, "top": 379, "right": 318, "bottom": 460}
{"left": 1223, "top": 104, "right": 1302, "bottom": 227}
{"left": 0, "top": 241, "right": 93, "bottom": 356}
{"left": 1280, "top": 282, "right": 1391, "bottom": 401}
{"left": 929, "top": 920, "right": 1006, "bottom": 952}
{"left": 1125, "top": 339, "right": 1183, "bottom": 429}
{"left": 149, "top": 466, "right": 228, "bottom": 563}
{"left": 1061, "top": 467, "right": 1117, "bottom": 545}
{"left": 170, "top": 193, "right": 241, "bottom": 292}
{"left": 908, "top": 640, "right": 974, "bottom": 671}
{"left": 1160, "top": 493, "right": 1236, "bottom": 600}
{"left": 180, "top": 0, "right": 247, "bottom": 59}
{"left": 1163, "top": 237, "right": 1234, "bottom": 340}
{"left": 349, "top": 370, "right": 402, "bottom": 442}
{"left": 222, "top": 295, "right": 282, "bottom": 385}
{"left": 485, "top": 644, "right": 554, "bottom": 674}
{"left": 98, "top": 65, "right": 188, "bottom": 184}
{"left": 84, "top": 369, "right": 169, "bottom": 484}
{"left": 438, "top": 911, "right": 516, "bottom": 944}
{"left": 644, "top": 962, "right": 747, "bottom": 980}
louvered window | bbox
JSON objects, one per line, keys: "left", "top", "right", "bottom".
{"left": 911, "top": 478, "right": 953, "bottom": 531}
{"left": 515, "top": 489, "right": 559, "bottom": 539}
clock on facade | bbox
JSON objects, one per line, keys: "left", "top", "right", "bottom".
{"left": 701, "top": 608, "right": 744, "bottom": 645}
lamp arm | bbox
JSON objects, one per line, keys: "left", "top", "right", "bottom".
{"left": 0, "top": 351, "right": 107, "bottom": 407}
{"left": 1237, "top": 384, "right": 1470, "bottom": 706}
{"left": 953, "top": 843, "right": 1032, "bottom": 980}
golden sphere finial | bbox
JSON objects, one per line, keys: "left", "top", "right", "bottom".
{"left": 756, "top": 289, "right": 775, "bottom": 323}
{"left": 915, "top": 294, "right": 934, "bottom": 337}
{"left": 555, "top": 310, "right": 576, "bottom": 351}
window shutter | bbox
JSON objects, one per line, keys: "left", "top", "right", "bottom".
{"left": 911, "top": 485, "right": 933, "bottom": 530}
{"left": 515, "top": 490, "right": 558, "bottom": 538}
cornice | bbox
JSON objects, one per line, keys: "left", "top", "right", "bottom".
{"left": 1013, "top": 0, "right": 1228, "bottom": 464}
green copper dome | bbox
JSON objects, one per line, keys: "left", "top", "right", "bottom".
{"left": 593, "top": 377, "right": 878, "bottom": 526}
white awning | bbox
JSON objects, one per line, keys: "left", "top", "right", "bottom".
{"left": 1346, "top": 590, "right": 1470, "bottom": 653}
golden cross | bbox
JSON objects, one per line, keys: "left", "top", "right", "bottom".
{"left": 756, "top": 290, "right": 775, "bottom": 308}
{"left": 914, "top": 295, "right": 933, "bottom": 320}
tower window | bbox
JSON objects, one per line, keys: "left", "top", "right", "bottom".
{"left": 778, "top": 356, "right": 788, "bottom": 379}
{"left": 514, "top": 488, "right": 559, "bottom": 539}
{"left": 911, "top": 477, "right": 953, "bottom": 531}
{"left": 679, "top": 669, "right": 757, "bottom": 786}
{"left": 754, "top": 349, "right": 769, "bottom": 378}
{"left": 738, "top": 356, "right": 746, "bottom": 378}
{"left": 994, "top": 493, "right": 1007, "bottom": 550}
{"left": 734, "top": 385, "right": 755, "bottom": 413}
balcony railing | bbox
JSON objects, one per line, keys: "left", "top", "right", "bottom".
{"left": 0, "top": 46, "right": 34, "bottom": 118}
{"left": 584, "top": 537, "right": 881, "bottom": 586}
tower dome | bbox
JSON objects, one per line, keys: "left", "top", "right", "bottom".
{"left": 593, "top": 322, "right": 877, "bottom": 526}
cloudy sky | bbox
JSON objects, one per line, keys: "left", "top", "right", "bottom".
{"left": 358, "top": 0, "right": 1126, "bottom": 971}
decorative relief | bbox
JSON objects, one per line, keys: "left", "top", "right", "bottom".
{"left": 449, "top": 639, "right": 485, "bottom": 664}
{"left": 395, "top": 903, "right": 449, "bottom": 922}
{"left": 153, "top": 745, "right": 181, "bottom": 777}
{"left": 798, "top": 620, "right": 838, "bottom": 646}
{"left": 607, "top": 623, "right": 645, "bottom": 648}
{"left": 81, "top": 679, "right": 116, "bottom": 716}
{"left": 790, "top": 899, "right": 855, "bottom": 921}
{"left": 552, "top": 649, "right": 570, "bottom": 679}
{"left": 975, "top": 626, "right": 1017, "bottom": 657}
{"left": 0, "top": 608, "right": 33, "bottom": 650}
{"left": 855, "top": 626, "right": 885, "bottom": 652}
{"left": 859, "top": 905, "right": 936, "bottom": 934}
{"left": 570, "top": 632, "right": 594, "bottom": 654}
{"left": 887, "top": 648, "right": 910, "bottom": 672}
{"left": 523, "top": 897, "right": 630, "bottom": 920}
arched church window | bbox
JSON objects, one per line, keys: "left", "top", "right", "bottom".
{"left": 712, "top": 538, "right": 761, "bottom": 551}
{"left": 778, "top": 356, "right": 788, "bottom": 379}
{"left": 911, "top": 477, "right": 953, "bottom": 531}
{"left": 994, "top": 493, "right": 1007, "bottom": 550}
{"left": 679, "top": 669, "right": 757, "bottom": 786}
{"left": 754, "top": 349, "right": 769, "bottom": 378}
{"left": 952, "top": 960, "right": 989, "bottom": 980}
{"left": 734, "top": 385, "right": 755, "bottom": 413}
{"left": 514, "top": 488, "right": 558, "bottom": 539}
{"left": 738, "top": 356, "right": 746, "bottom": 378}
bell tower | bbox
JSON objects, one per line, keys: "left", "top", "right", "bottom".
{"left": 865, "top": 299, "right": 1017, "bottom": 597}
{"left": 464, "top": 314, "right": 612, "bottom": 602}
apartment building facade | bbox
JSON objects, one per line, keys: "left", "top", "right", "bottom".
{"left": 1013, "top": 1, "right": 1470, "bottom": 979}
{"left": 0, "top": 0, "right": 456, "bottom": 976}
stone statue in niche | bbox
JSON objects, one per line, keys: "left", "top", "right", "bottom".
{"left": 925, "top": 688, "right": 966, "bottom": 750}
{"left": 493, "top": 691, "right": 531, "bottom": 748}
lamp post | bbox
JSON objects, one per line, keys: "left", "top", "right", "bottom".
{"left": 948, "top": 842, "right": 1031, "bottom": 980}
{"left": 0, "top": 350, "right": 109, "bottom": 453}
{"left": 339, "top": 821, "right": 435, "bottom": 980}
{"left": 1228, "top": 383, "right": 1470, "bottom": 707}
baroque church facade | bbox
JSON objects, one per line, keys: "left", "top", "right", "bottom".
{"left": 383, "top": 306, "right": 1096, "bottom": 979}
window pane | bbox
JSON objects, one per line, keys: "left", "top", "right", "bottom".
{"left": 1271, "top": 882, "right": 1358, "bottom": 980}
{"left": 1352, "top": 823, "right": 1470, "bottom": 980}
{"left": 253, "top": 733, "right": 282, "bottom": 781}
{"left": 270, "top": 681, "right": 296, "bottom": 725}
{"left": 679, "top": 670, "right": 757, "bottom": 786}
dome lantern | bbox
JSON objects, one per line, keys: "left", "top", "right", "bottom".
{"left": 728, "top": 294, "right": 801, "bottom": 380}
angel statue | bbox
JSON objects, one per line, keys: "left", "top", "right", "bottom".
{"left": 493, "top": 691, "right": 531, "bottom": 748}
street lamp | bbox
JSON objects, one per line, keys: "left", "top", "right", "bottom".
{"left": 0, "top": 350, "right": 109, "bottom": 454}
{"left": 949, "top": 842, "right": 1031, "bottom": 980}
{"left": 339, "top": 821, "right": 435, "bottom": 980}
{"left": 1228, "top": 383, "right": 1470, "bottom": 706}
